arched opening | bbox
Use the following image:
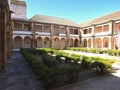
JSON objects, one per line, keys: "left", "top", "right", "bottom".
{"left": 14, "top": 36, "right": 22, "bottom": 49}
{"left": 54, "top": 37, "right": 60, "bottom": 49}
{"left": 36, "top": 37, "right": 42, "bottom": 48}
{"left": 24, "top": 37, "right": 31, "bottom": 48}
{"left": 95, "top": 38, "right": 102, "bottom": 48}
{"left": 83, "top": 39, "right": 87, "bottom": 47}
{"left": 103, "top": 37, "right": 109, "bottom": 48}
{"left": 70, "top": 38, "right": 74, "bottom": 47}
{"left": 88, "top": 38, "right": 91, "bottom": 48}
{"left": 74, "top": 39, "right": 78, "bottom": 47}
{"left": 44, "top": 37, "right": 50, "bottom": 48}
{"left": 61, "top": 38, "right": 66, "bottom": 49}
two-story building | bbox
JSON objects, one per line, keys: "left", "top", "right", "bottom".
{"left": 10, "top": 0, "right": 81, "bottom": 50}
{"left": 80, "top": 11, "right": 120, "bottom": 50}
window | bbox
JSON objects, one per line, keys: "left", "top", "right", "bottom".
{"left": 74, "top": 29, "right": 78, "bottom": 34}
{"left": 84, "top": 29, "right": 87, "bottom": 34}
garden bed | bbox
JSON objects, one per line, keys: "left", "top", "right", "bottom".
{"left": 20, "top": 48, "right": 115, "bottom": 89}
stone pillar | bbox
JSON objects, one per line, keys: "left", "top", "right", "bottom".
{"left": 42, "top": 24, "right": 44, "bottom": 32}
{"left": 66, "top": 26, "right": 70, "bottom": 47}
{"left": 42, "top": 38, "right": 44, "bottom": 48}
{"left": 109, "top": 21, "right": 114, "bottom": 49}
{"left": 92, "top": 25, "right": 95, "bottom": 48}
{"left": 31, "top": 23, "right": 35, "bottom": 48}
{"left": 78, "top": 28, "right": 82, "bottom": 47}
{"left": 101, "top": 38, "right": 103, "bottom": 49}
{"left": 22, "top": 23, "right": 24, "bottom": 30}
{"left": 80, "top": 28, "right": 84, "bottom": 47}
{"left": 11, "top": 21, "right": 14, "bottom": 50}
{"left": 73, "top": 39, "right": 75, "bottom": 47}
{"left": 50, "top": 24, "right": 54, "bottom": 48}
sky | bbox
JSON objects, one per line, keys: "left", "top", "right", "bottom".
{"left": 25, "top": 0, "right": 120, "bottom": 23}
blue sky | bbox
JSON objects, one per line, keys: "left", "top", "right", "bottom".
{"left": 26, "top": 0, "right": 120, "bottom": 23}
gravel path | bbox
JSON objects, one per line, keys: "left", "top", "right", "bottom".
{"left": 0, "top": 51, "right": 44, "bottom": 90}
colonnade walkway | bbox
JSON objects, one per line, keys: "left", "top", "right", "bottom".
{"left": 51, "top": 50, "right": 120, "bottom": 90}
{"left": 0, "top": 52, "right": 44, "bottom": 90}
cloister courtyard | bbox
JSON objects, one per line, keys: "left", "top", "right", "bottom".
{"left": 1, "top": 0, "right": 120, "bottom": 90}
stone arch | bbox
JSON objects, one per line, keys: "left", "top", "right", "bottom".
{"left": 70, "top": 38, "right": 74, "bottom": 47}
{"left": 83, "top": 39, "right": 87, "bottom": 47}
{"left": 54, "top": 37, "right": 60, "bottom": 49}
{"left": 61, "top": 38, "right": 66, "bottom": 49}
{"left": 44, "top": 37, "right": 50, "bottom": 48}
{"left": 74, "top": 39, "right": 78, "bottom": 47}
{"left": 24, "top": 36, "right": 31, "bottom": 48}
{"left": 14, "top": 36, "right": 22, "bottom": 49}
{"left": 88, "top": 38, "right": 91, "bottom": 48}
{"left": 95, "top": 38, "right": 102, "bottom": 48}
{"left": 36, "top": 37, "right": 42, "bottom": 48}
{"left": 103, "top": 37, "right": 109, "bottom": 48}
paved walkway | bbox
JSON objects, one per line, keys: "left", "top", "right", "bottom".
{"left": 50, "top": 50, "right": 120, "bottom": 90}
{"left": 0, "top": 52, "right": 44, "bottom": 90}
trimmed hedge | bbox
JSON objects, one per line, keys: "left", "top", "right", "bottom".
{"left": 21, "top": 48, "right": 115, "bottom": 89}
{"left": 66, "top": 47, "right": 120, "bottom": 56}
{"left": 37, "top": 48, "right": 115, "bottom": 73}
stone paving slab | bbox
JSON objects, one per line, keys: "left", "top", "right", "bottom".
{"left": 0, "top": 51, "right": 44, "bottom": 90}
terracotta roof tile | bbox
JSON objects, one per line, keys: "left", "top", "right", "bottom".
{"left": 30, "top": 14, "right": 79, "bottom": 27}
{"left": 79, "top": 10, "right": 120, "bottom": 27}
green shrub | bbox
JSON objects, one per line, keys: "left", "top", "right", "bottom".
{"left": 118, "top": 50, "right": 120, "bottom": 56}
{"left": 89, "top": 48, "right": 97, "bottom": 53}
{"left": 42, "top": 55, "right": 58, "bottom": 68}
{"left": 65, "top": 56, "right": 72, "bottom": 63}
{"left": 80, "top": 56, "right": 92, "bottom": 69}
{"left": 20, "top": 48, "right": 79, "bottom": 88}
{"left": 107, "top": 49, "right": 114, "bottom": 56}
{"left": 70, "top": 54, "right": 80, "bottom": 63}
{"left": 92, "top": 61, "right": 111, "bottom": 74}
{"left": 91, "top": 58, "right": 114, "bottom": 74}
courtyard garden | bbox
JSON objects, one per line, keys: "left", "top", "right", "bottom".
{"left": 20, "top": 48, "right": 115, "bottom": 89}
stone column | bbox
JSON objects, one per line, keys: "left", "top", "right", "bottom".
{"left": 50, "top": 24, "right": 54, "bottom": 48}
{"left": 73, "top": 39, "right": 75, "bottom": 47}
{"left": 80, "top": 28, "right": 84, "bottom": 47}
{"left": 78, "top": 28, "right": 82, "bottom": 47}
{"left": 101, "top": 38, "right": 103, "bottom": 49}
{"left": 22, "top": 23, "right": 24, "bottom": 30}
{"left": 11, "top": 21, "right": 14, "bottom": 50}
{"left": 92, "top": 25, "right": 95, "bottom": 48}
{"left": 42, "top": 38, "right": 44, "bottom": 48}
{"left": 42, "top": 24, "right": 44, "bottom": 32}
{"left": 66, "top": 26, "right": 70, "bottom": 47}
{"left": 31, "top": 23, "right": 35, "bottom": 48}
{"left": 109, "top": 21, "right": 114, "bottom": 49}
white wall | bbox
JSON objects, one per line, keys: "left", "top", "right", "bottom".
{"left": 10, "top": 3, "right": 26, "bottom": 19}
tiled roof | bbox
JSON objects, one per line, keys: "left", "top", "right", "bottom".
{"left": 79, "top": 10, "right": 120, "bottom": 27}
{"left": 30, "top": 14, "right": 79, "bottom": 27}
